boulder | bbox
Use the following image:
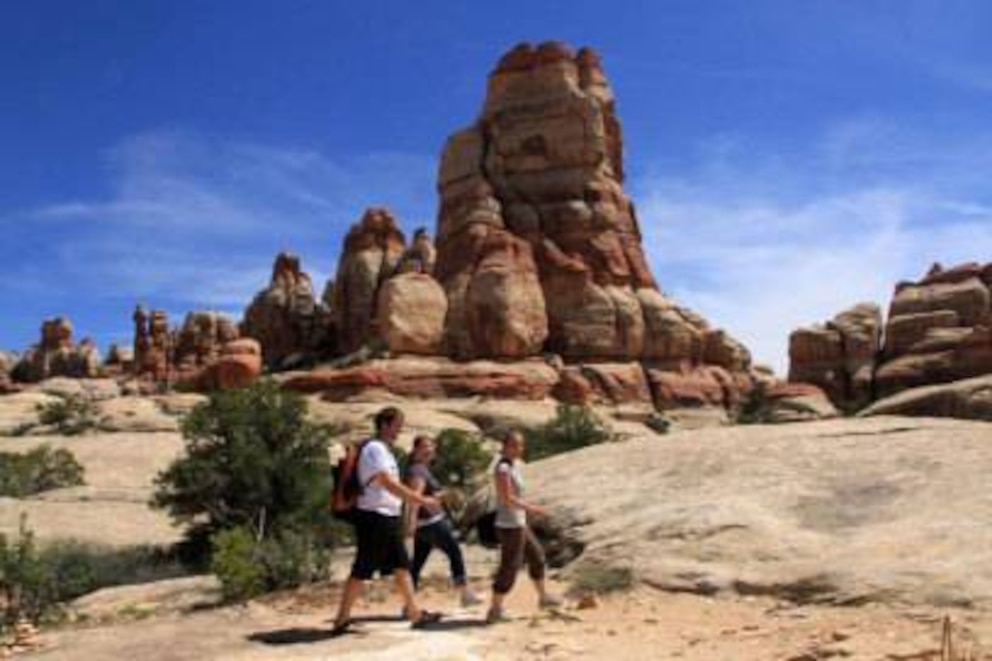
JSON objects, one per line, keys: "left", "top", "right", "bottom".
{"left": 762, "top": 382, "right": 839, "bottom": 423}
{"left": 190, "top": 338, "right": 263, "bottom": 392}
{"left": 242, "top": 252, "right": 330, "bottom": 369}
{"left": 553, "top": 363, "right": 651, "bottom": 405}
{"left": 859, "top": 374, "right": 992, "bottom": 421}
{"left": 376, "top": 273, "right": 447, "bottom": 355}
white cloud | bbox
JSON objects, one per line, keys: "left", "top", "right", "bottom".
{"left": 633, "top": 121, "right": 992, "bottom": 375}
{"left": 5, "top": 130, "right": 435, "bottom": 339}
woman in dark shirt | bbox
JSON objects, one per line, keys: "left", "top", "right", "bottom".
{"left": 405, "top": 435, "right": 482, "bottom": 608}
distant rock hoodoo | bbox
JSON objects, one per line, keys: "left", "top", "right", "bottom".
{"left": 789, "top": 261, "right": 992, "bottom": 415}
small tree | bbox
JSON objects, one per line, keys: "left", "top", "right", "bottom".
{"left": 152, "top": 380, "right": 337, "bottom": 587}
{"left": 524, "top": 404, "right": 614, "bottom": 461}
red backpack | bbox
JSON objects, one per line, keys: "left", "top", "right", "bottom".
{"left": 331, "top": 440, "right": 370, "bottom": 523}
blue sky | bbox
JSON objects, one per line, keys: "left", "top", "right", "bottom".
{"left": 2, "top": 1, "right": 991, "bottom": 371}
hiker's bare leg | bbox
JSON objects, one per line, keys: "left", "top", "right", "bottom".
{"left": 394, "top": 569, "right": 422, "bottom": 621}
{"left": 334, "top": 577, "right": 365, "bottom": 627}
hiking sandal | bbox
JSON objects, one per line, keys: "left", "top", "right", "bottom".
{"left": 410, "top": 610, "right": 443, "bottom": 629}
{"left": 330, "top": 619, "right": 359, "bottom": 637}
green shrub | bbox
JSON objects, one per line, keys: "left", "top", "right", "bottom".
{"left": 431, "top": 429, "right": 493, "bottom": 490}
{"left": 0, "top": 445, "right": 85, "bottom": 497}
{"left": 737, "top": 381, "right": 770, "bottom": 424}
{"left": 0, "top": 517, "right": 185, "bottom": 631}
{"left": 524, "top": 405, "right": 614, "bottom": 461}
{"left": 152, "top": 379, "right": 339, "bottom": 583}
{"left": 36, "top": 396, "right": 101, "bottom": 435}
{"left": 0, "top": 517, "right": 55, "bottom": 629}
{"left": 210, "top": 527, "right": 265, "bottom": 602}
{"left": 41, "top": 542, "right": 184, "bottom": 601}
{"left": 210, "top": 526, "right": 331, "bottom": 602}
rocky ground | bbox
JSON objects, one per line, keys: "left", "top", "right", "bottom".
{"left": 0, "top": 391, "right": 990, "bottom": 659}
{"left": 15, "top": 576, "right": 989, "bottom": 660}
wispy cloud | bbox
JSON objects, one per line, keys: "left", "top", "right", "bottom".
{"left": 633, "top": 119, "right": 992, "bottom": 374}
{"left": 3, "top": 130, "right": 434, "bottom": 347}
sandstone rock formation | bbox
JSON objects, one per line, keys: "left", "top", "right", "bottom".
{"left": 191, "top": 338, "right": 263, "bottom": 391}
{"left": 876, "top": 261, "right": 991, "bottom": 396}
{"left": 174, "top": 311, "right": 239, "bottom": 373}
{"left": 427, "top": 40, "right": 754, "bottom": 416}
{"left": 103, "top": 344, "right": 134, "bottom": 376}
{"left": 435, "top": 41, "right": 666, "bottom": 361}
{"left": 860, "top": 373, "right": 992, "bottom": 421}
{"left": 133, "top": 307, "right": 173, "bottom": 381}
{"left": 12, "top": 317, "right": 101, "bottom": 382}
{"left": 0, "top": 351, "right": 15, "bottom": 393}
{"left": 279, "top": 356, "right": 558, "bottom": 401}
{"left": 789, "top": 262, "right": 991, "bottom": 414}
{"left": 242, "top": 252, "right": 330, "bottom": 369}
{"left": 396, "top": 227, "right": 436, "bottom": 275}
{"left": 788, "top": 303, "right": 882, "bottom": 411}
{"left": 375, "top": 273, "right": 447, "bottom": 355}
{"left": 331, "top": 208, "right": 407, "bottom": 355}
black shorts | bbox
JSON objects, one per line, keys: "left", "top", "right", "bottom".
{"left": 350, "top": 509, "right": 411, "bottom": 580}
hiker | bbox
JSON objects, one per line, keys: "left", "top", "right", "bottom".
{"left": 332, "top": 407, "right": 443, "bottom": 634}
{"left": 486, "top": 429, "right": 562, "bottom": 624}
{"left": 404, "top": 435, "right": 483, "bottom": 607}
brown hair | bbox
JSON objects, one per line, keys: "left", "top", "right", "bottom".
{"left": 374, "top": 406, "right": 404, "bottom": 433}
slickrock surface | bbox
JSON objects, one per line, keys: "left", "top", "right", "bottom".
{"left": 531, "top": 416, "right": 992, "bottom": 609}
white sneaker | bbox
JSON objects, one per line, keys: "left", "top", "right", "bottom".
{"left": 539, "top": 594, "right": 564, "bottom": 609}
{"left": 460, "top": 589, "right": 483, "bottom": 607}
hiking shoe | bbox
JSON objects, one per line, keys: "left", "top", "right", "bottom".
{"left": 539, "top": 594, "right": 564, "bottom": 609}
{"left": 460, "top": 589, "right": 484, "bottom": 608}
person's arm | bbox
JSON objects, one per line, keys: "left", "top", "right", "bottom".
{"left": 404, "top": 474, "right": 425, "bottom": 537}
{"left": 495, "top": 466, "right": 547, "bottom": 518}
{"left": 371, "top": 471, "right": 439, "bottom": 509}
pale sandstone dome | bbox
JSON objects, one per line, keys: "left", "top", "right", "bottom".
{"left": 530, "top": 416, "right": 992, "bottom": 609}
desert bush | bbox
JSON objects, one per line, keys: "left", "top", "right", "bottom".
{"left": 210, "top": 525, "right": 332, "bottom": 602}
{"left": 523, "top": 404, "right": 614, "bottom": 461}
{"left": 36, "top": 395, "right": 101, "bottom": 435}
{"left": 0, "top": 517, "right": 185, "bottom": 631}
{"left": 152, "top": 379, "right": 338, "bottom": 589}
{"left": 0, "top": 445, "right": 85, "bottom": 497}
{"left": 209, "top": 527, "right": 265, "bottom": 601}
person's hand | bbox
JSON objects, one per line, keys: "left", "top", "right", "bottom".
{"left": 528, "top": 504, "right": 550, "bottom": 518}
{"left": 421, "top": 495, "right": 441, "bottom": 510}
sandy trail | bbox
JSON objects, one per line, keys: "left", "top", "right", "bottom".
{"left": 23, "top": 575, "right": 991, "bottom": 661}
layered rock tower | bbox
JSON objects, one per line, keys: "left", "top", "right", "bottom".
{"left": 432, "top": 41, "right": 750, "bottom": 374}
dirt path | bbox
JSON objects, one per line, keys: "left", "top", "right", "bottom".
{"left": 23, "top": 577, "right": 991, "bottom": 660}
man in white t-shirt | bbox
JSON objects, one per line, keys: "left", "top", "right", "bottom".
{"left": 332, "top": 407, "right": 444, "bottom": 635}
